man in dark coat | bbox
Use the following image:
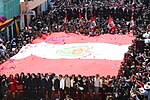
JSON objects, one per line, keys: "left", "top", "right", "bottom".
{"left": 87, "top": 8, "right": 92, "bottom": 20}
{"left": 36, "top": 73, "right": 42, "bottom": 99}
{"left": 24, "top": 73, "right": 31, "bottom": 99}
{"left": 40, "top": 74, "right": 46, "bottom": 99}
{"left": 45, "top": 73, "right": 53, "bottom": 99}
{"left": 77, "top": 75, "right": 83, "bottom": 100}
{"left": 54, "top": 75, "right": 60, "bottom": 94}
{"left": 0, "top": 80, "right": 4, "bottom": 100}
{"left": 73, "top": 8, "right": 77, "bottom": 19}
{"left": 30, "top": 74, "right": 37, "bottom": 99}
{"left": 118, "top": 7, "right": 124, "bottom": 20}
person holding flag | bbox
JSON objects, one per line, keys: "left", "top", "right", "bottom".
{"left": 63, "top": 14, "right": 68, "bottom": 26}
{"left": 107, "top": 16, "right": 116, "bottom": 34}
{"left": 89, "top": 15, "right": 97, "bottom": 36}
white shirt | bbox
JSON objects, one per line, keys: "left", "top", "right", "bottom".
{"left": 94, "top": 77, "right": 100, "bottom": 87}
{"left": 99, "top": 79, "right": 103, "bottom": 88}
{"left": 60, "top": 78, "right": 64, "bottom": 90}
{"left": 71, "top": 79, "right": 75, "bottom": 87}
{"left": 52, "top": 78, "right": 55, "bottom": 90}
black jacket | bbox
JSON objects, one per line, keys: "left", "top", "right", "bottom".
{"left": 54, "top": 78, "right": 60, "bottom": 90}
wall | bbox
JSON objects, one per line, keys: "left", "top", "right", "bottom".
{"left": 0, "top": 0, "right": 20, "bottom": 19}
{"left": 0, "top": 0, "right": 20, "bottom": 40}
{"left": 20, "top": 0, "right": 48, "bottom": 27}
{"left": 21, "top": 0, "right": 48, "bottom": 12}
{"left": 0, "top": 1, "right": 4, "bottom": 16}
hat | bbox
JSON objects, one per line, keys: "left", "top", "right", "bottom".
{"left": 144, "top": 82, "right": 150, "bottom": 90}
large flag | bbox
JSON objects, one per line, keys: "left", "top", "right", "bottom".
{"left": 0, "top": 32, "right": 134, "bottom": 76}
{"left": 90, "top": 16, "right": 96, "bottom": 31}
{"left": 130, "top": 16, "right": 135, "bottom": 30}
{"left": 107, "top": 16, "right": 116, "bottom": 30}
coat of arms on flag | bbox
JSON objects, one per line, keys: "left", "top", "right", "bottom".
{"left": 90, "top": 16, "right": 96, "bottom": 31}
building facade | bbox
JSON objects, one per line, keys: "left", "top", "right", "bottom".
{"left": 0, "top": 0, "right": 20, "bottom": 41}
{"left": 20, "top": 0, "right": 48, "bottom": 28}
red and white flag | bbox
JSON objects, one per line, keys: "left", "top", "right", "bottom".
{"left": 78, "top": 10, "right": 82, "bottom": 21}
{"left": 130, "top": 16, "right": 135, "bottom": 30}
{"left": 90, "top": 16, "right": 96, "bottom": 31}
{"left": 63, "top": 15, "right": 68, "bottom": 26}
{"left": 107, "top": 16, "right": 116, "bottom": 30}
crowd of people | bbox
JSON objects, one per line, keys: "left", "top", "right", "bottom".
{"left": 0, "top": 30, "right": 36, "bottom": 65}
{"left": 31, "top": 0, "right": 149, "bottom": 36}
{"left": 0, "top": 0, "right": 150, "bottom": 100}
{"left": 0, "top": 37, "right": 150, "bottom": 100}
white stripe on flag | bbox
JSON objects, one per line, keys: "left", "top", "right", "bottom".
{"left": 12, "top": 42, "right": 130, "bottom": 60}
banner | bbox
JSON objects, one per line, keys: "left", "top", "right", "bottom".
{"left": 21, "top": 11, "right": 36, "bottom": 15}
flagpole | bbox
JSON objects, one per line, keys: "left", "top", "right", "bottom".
{"left": 25, "top": 0, "right": 29, "bottom": 28}
{"left": 85, "top": 7, "right": 88, "bottom": 22}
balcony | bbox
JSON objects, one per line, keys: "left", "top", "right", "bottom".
{"left": 20, "top": 0, "right": 47, "bottom": 12}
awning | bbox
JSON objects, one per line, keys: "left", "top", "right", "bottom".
{"left": 0, "top": 16, "right": 7, "bottom": 23}
{"left": 0, "top": 16, "right": 20, "bottom": 30}
{"left": 0, "top": 18, "right": 14, "bottom": 30}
